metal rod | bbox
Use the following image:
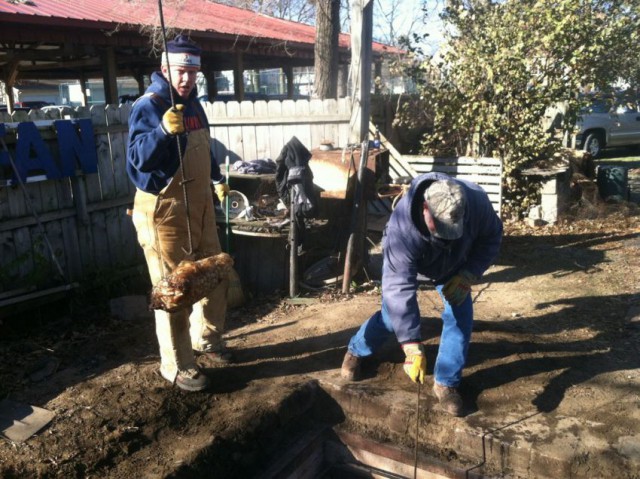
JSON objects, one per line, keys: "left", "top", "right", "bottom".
{"left": 225, "top": 155, "right": 231, "bottom": 253}
{"left": 289, "top": 189, "right": 298, "bottom": 298}
{"left": 414, "top": 381, "right": 421, "bottom": 479}
{"left": 157, "top": 0, "right": 194, "bottom": 256}
{"left": 341, "top": 140, "right": 369, "bottom": 293}
{"left": 157, "top": 0, "right": 175, "bottom": 108}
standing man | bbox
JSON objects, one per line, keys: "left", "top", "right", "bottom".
{"left": 341, "top": 173, "right": 502, "bottom": 416}
{"left": 127, "top": 35, "right": 231, "bottom": 392}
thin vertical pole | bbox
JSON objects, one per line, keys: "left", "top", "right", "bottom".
{"left": 289, "top": 191, "right": 298, "bottom": 297}
{"left": 157, "top": 0, "right": 194, "bottom": 255}
{"left": 342, "top": 140, "right": 369, "bottom": 293}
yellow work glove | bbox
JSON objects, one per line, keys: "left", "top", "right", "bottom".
{"left": 442, "top": 270, "right": 477, "bottom": 306}
{"left": 214, "top": 183, "right": 230, "bottom": 202}
{"left": 401, "top": 342, "right": 427, "bottom": 384}
{"left": 161, "top": 104, "right": 185, "bottom": 136}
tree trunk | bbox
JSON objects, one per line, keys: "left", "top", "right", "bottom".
{"left": 314, "top": 0, "right": 340, "bottom": 99}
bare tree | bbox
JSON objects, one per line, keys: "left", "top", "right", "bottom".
{"left": 313, "top": 0, "right": 340, "bottom": 98}
{"left": 373, "top": 0, "right": 429, "bottom": 47}
{"left": 124, "top": 0, "right": 186, "bottom": 53}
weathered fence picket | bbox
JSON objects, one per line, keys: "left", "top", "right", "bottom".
{"left": 402, "top": 155, "right": 503, "bottom": 213}
{"left": 253, "top": 101, "right": 270, "bottom": 160}
{"left": 267, "top": 101, "right": 285, "bottom": 159}
{"left": 377, "top": 126, "right": 502, "bottom": 212}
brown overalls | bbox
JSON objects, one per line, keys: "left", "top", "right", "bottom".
{"left": 132, "top": 128, "right": 228, "bottom": 382}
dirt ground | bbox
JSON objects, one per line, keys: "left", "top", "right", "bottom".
{"left": 1, "top": 195, "right": 640, "bottom": 478}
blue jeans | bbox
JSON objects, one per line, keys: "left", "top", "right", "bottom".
{"left": 347, "top": 285, "right": 474, "bottom": 387}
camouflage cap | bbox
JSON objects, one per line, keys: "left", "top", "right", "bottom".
{"left": 424, "top": 179, "right": 466, "bottom": 240}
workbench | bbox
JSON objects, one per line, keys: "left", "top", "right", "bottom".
{"left": 216, "top": 147, "right": 389, "bottom": 296}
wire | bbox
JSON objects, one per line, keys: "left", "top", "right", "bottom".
{"left": 414, "top": 381, "right": 421, "bottom": 479}
{"left": 157, "top": 0, "right": 195, "bottom": 256}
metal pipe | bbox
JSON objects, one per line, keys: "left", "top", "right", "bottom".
{"left": 414, "top": 382, "right": 421, "bottom": 479}
{"left": 225, "top": 155, "right": 231, "bottom": 253}
{"left": 289, "top": 190, "right": 298, "bottom": 298}
{"left": 341, "top": 140, "right": 369, "bottom": 293}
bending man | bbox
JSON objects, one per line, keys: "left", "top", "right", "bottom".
{"left": 341, "top": 174, "right": 502, "bottom": 416}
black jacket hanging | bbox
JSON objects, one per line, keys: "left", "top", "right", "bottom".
{"left": 275, "top": 136, "right": 319, "bottom": 247}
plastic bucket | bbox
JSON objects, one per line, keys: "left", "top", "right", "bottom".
{"left": 597, "top": 165, "right": 629, "bottom": 200}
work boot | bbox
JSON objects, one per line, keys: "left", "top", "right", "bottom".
{"left": 341, "top": 351, "right": 361, "bottom": 381}
{"left": 433, "top": 383, "right": 464, "bottom": 417}
{"left": 197, "top": 346, "right": 234, "bottom": 364}
{"left": 169, "top": 367, "right": 209, "bottom": 392}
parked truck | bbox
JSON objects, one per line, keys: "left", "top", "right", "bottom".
{"left": 576, "top": 95, "right": 640, "bottom": 158}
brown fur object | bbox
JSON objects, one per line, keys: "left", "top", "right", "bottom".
{"left": 150, "top": 253, "right": 234, "bottom": 313}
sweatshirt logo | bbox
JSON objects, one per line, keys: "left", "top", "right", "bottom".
{"left": 184, "top": 114, "right": 203, "bottom": 132}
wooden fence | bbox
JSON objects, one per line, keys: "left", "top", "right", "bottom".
{"left": 0, "top": 104, "right": 138, "bottom": 307}
{"left": 0, "top": 98, "right": 501, "bottom": 307}
{"left": 0, "top": 98, "right": 352, "bottom": 307}
{"left": 205, "top": 98, "right": 352, "bottom": 163}
{"left": 379, "top": 128, "right": 503, "bottom": 213}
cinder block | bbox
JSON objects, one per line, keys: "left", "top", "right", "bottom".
{"left": 540, "top": 178, "right": 559, "bottom": 195}
{"left": 526, "top": 218, "right": 546, "bottom": 227}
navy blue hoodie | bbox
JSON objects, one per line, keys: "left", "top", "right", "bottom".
{"left": 126, "top": 71, "right": 223, "bottom": 194}
{"left": 382, "top": 172, "right": 503, "bottom": 343}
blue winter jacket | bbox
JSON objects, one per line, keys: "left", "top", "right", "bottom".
{"left": 382, "top": 172, "right": 503, "bottom": 343}
{"left": 126, "top": 71, "right": 223, "bottom": 194}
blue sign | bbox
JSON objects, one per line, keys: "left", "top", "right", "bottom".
{"left": 0, "top": 119, "right": 98, "bottom": 184}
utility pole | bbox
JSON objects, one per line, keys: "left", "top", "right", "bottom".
{"left": 348, "top": 0, "right": 373, "bottom": 143}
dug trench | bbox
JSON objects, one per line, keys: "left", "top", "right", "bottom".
{"left": 165, "top": 378, "right": 497, "bottom": 479}
{"left": 1, "top": 210, "right": 640, "bottom": 478}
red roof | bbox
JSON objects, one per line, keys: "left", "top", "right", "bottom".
{"left": 0, "top": 0, "right": 402, "bottom": 54}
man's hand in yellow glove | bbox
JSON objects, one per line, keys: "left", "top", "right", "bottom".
{"left": 401, "top": 342, "right": 427, "bottom": 384}
{"left": 161, "top": 104, "right": 185, "bottom": 136}
{"left": 213, "top": 183, "right": 230, "bottom": 202}
{"left": 442, "top": 270, "right": 477, "bottom": 306}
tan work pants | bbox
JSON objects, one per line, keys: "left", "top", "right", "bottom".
{"left": 132, "top": 129, "right": 228, "bottom": 381}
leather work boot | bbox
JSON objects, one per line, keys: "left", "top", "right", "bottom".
{"left": 173, "top": 367, "right": 210, "bottom": 392}
{"left": 341, "top": 351, "right": 361, "bottom": 381}
{"left": 433, "top": 383, "right": 464, "bottom": 417}
{"left": 197, "top": 346, "right": 234, "bottom": 364}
